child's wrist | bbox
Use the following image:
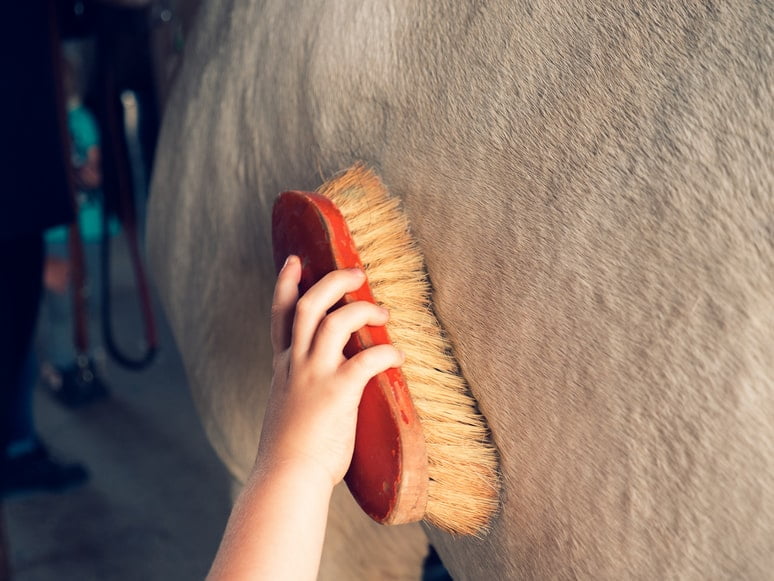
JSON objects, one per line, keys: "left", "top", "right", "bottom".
{"left": 251, "top": 454, "right": 339, "bottom": 496}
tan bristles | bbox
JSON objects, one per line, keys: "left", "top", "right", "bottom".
{"left": 318, "top": 165, "right": 500, "bottom": 535}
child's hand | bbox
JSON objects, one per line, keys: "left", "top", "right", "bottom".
{"left": 208, "top": 255, "right": 402, "bottom": 580}
{"left": 255, "top": 255, "right": 405, "bottom": 489}
{"left": 43, "top": 257, "right": 70, "bottom": 294}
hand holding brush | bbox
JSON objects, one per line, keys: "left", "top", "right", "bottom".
{"left": 207, "top": 256, "right": 404, "bottom": 581}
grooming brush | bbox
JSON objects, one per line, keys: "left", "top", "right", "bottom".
{"left": 272, "top": 165, "right": 500, "bottom": 535}
{"left": 272, "top": 190, "right": 429, "bottom": 525}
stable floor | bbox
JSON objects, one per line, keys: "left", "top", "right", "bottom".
{"left": 2, "top": 235, "right": 232, "bottom": 580}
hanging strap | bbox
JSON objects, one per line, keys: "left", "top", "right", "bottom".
{"left": 47, "top": 0, "right": 90, "bottom": 358}
{"left": 99, "top": 68, "right": 158, "bottom": 370}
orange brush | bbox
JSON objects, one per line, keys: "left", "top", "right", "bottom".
{"left": 272, "top": 190, "right": 429, "bottom": 525}
{"left": 273, "top": 166, "right": 500, "bottom": 536}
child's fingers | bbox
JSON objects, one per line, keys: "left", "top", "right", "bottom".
{"left": 291, "top": 268, "right": 366, "bottom": 356}
{"left": 310, "top": 301, "right": 390, "bottom": 364}
{"left": 271, "top": 255, "right": 302, "bottom": 355}
{"left": 337, "top": 344, "right": 405, "bottom": 398}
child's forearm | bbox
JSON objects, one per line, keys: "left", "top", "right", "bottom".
{"left": 207, "top": 461, "right": 334, "bottom": 580}
{"left": 206, "top": 263, "right": 402, "bottom": 577}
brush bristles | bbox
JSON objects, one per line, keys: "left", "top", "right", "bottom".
{"left": 318, "top": 165, "right": 500, "bottom": 535}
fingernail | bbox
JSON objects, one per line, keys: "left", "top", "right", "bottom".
{"left": 282, "top": 255, "right": 297, "bottom": 270}
{"left": 347, "top": 267, "right": 365, "bottom": 277}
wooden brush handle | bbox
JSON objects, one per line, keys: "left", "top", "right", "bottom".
{"left": 272, "top": 190, "right": 429, "bottom": 525}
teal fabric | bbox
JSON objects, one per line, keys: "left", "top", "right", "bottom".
{"left": 45, "top": 105, "right": 118, "bottom": 245}
{"left": 44, "top": 200, "right": 119, "bottom": 245}
{"left": 68, "top": 105, "right": 100, "bottom": 164}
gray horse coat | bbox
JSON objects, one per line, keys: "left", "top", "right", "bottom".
{"left": 149, "top": 1, "right": 773, "bottom": 578}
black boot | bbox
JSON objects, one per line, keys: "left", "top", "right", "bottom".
{"left": 47, "top": 356, "right": 109, "bottom": 408}
{"left": 0, "top": 442, "right": 88, "bottom": 498}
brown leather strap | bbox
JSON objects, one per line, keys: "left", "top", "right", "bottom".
{"left": 99, "top": 68, "right": 158, "bottom": 369}
{"left": 48, "top": 0, "right": 90, "bottom": 355}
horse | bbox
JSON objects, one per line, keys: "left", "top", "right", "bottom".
{"left": 148, "top": 1, "right": 773, "bottom": 577}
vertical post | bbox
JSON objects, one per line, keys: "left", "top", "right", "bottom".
{"left": 0, "top": 503, "right": 11, "bottom": 581}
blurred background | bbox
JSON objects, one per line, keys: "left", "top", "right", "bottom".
{"left": 1, "top": 1, "right": 234, "bottom": 579}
